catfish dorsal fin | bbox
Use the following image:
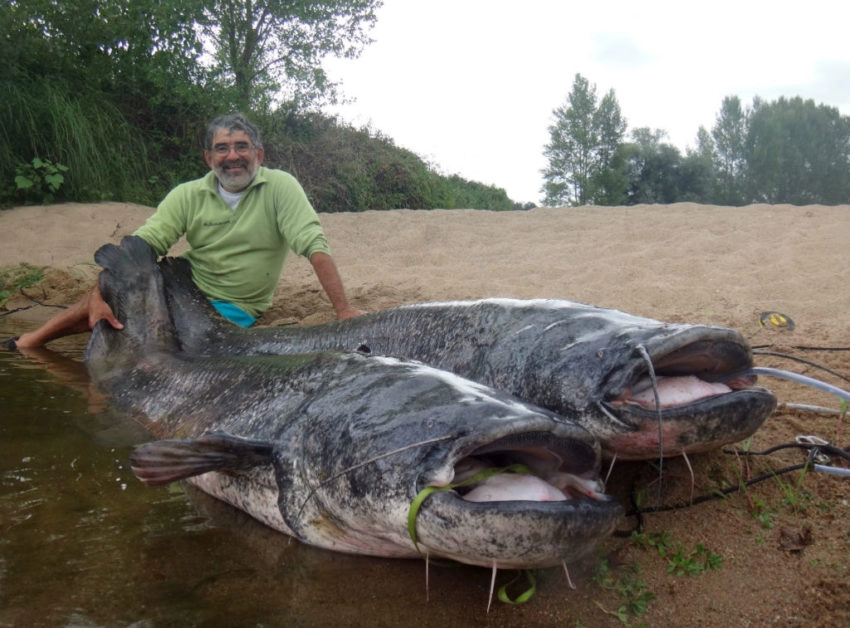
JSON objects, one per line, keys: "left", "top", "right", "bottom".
{"left": 130, "top": 432, "right": 274, "bottom": 486}
{"left": 159, "top": 256, "right": 232, "bottom": 353}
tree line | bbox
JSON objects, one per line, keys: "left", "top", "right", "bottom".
{"left": 1, "top": 0, "right": 515, "bottom": 211}
{"left": 543, "top": 74, "right": 850, "bottom": 207}
{"left": 6, "top": 1, "right": 846, "bottom": 212}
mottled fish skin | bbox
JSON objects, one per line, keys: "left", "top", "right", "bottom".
{"left": 158, "top": 256, "right": 777, "bottom": 460}
{"left": 85, "top": 237, "right": 622, "bottom": 569}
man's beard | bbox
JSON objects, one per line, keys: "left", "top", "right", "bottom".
{"left": 214, "top": 159, "right": 259, "bottom": 192}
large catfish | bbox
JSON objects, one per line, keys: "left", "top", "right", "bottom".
{"left": 85, "top": 237, "right": 622, "bottom": 569}
{"left": 156, "top": 253, "right": 777, "bottom": 460}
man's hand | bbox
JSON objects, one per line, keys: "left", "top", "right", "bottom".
{"left": 13, "top": 280, "right": 123, "bottom": 348}
{"left": 336, "top": 306, "right": 366, "bottom": 321}
{"left": 87, "top": 285, "right": 124, "bottom": 331}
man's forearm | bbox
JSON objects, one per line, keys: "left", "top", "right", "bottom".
{"left": 309, "top": 252, "right": 361, "bottom": 319}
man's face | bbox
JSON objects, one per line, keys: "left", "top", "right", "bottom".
{"left": 204, "top": 128, "right": 264, "bottom": 192}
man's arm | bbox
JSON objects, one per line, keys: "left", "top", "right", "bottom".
{"left": 309, "top": 252, "right": 365, "bottom": 320}
{"left": 13, "top": 281, "right": 123, "bottom": 348}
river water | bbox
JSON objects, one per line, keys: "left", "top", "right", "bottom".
{"left": 0, "top": 319, "right": 589, "bottom": 627}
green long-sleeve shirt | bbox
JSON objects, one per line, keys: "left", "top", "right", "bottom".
{"left": 134, "top": 167, "right": 330, "bottom": 317}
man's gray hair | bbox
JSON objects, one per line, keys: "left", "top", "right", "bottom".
{"left": 205, "top": 113, "right": 263, "bottom": 150}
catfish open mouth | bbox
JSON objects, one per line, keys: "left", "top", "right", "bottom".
{"left": 608, "top": 338, "right": 768, "bottom": 410}
{"left": 448, "top": 432, "right": 609, "bottom": 503}
{"left": 600, "top": 338, "right": 777, "bottom": 458}
{"left": 420, "top": 429, "right": 615, "bottom": 507}
{"left": 411, "top": 430, "right": 623, "bottom": 569}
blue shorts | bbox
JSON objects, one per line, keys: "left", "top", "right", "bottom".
{"left": 210, "top": 300, "right": 257, "bottom": 328}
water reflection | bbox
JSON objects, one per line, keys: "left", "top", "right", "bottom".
{"left": 0, "top": 320, "right": 597, "bottom": 626}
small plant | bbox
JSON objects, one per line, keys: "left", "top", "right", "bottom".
{"left": 750, "top": 494, "right": 775, "bottom": 529}
{"left": 593, "top": 559, "right": 655, "bottom": 623}
{"left": 14, "top": 157, "right": 70, "bottom": 204}
{"left": 774, "top": 465, "right": 811, "bottom": 514}
{"left": 631, "top": 530, "right": 722, "bottom": 577}
{"left": 0, "top": 263, "right": 45, "bottom": 307}
{"left": 665, "top": 542, "right": 723, "bottom": 576}
{"left": 630, "top": 530, "right": 671, "bottom": 552}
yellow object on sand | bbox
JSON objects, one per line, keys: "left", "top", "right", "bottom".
{"left": 758, "top": 311, "right": 795, "bottom": 331}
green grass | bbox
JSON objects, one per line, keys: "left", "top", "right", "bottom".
{"left": 775, "top": 466, "right": 812, "bottom": 513}
{"left": 0, "top": 263, "right": 44, "bottom": 307}
{"left": 593, "top": 559, "right": 655, "bottom": 623}
{"left": 1, "top": 76, "right": 155, "bottom": 206}
{"left": 630, "top": 531, "right": 723, "bottom": 577}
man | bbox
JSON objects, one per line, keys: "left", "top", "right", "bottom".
{"left": 10, "top": 113, "right": 363, "bottom": 349}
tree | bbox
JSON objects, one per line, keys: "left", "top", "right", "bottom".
{"left": 3, "top": 0, "right": 207, "bottom": 92}
{"left": 711, "top": 96, "right": 749, "bottom": 205}
{"left": 591, "top": 91, "right": 629, "bottom": 204}
{"left": 542, "top": 74, "right": 597, "bottom": 206}
{"left": 621, "top": 128, "right": 684, "bottom": 205}
{"left": 202, "top": 0, "right": 382, "bottom": 111}
{"left": 678, "top": 127, "right": 717, "bottom": 203}
{"left": 541, "top": 74, "right": 626, "bottom": 206}
{"left": 2, "top": 0, "right": 517, "bottom": 210}
{"left": 745, "top": 96, "right": 850, "bottom": 204}
{"left": 1, "top": 0, "right": 213, "bottom": 203}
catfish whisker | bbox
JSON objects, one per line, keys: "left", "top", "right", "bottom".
{"left": 487, "top": 562, "right": 498, "bottom": 613}
{"left": 604, "top": 452, "right": 617, "bottom": 486}
{"left": 681, "top": 449, "right": 695, "bottom": 504}
{"left": 425, "top": 552, "right": 430, "bottom": 601}
{"left": 637, "top": 344, "right": 663, "bottom": 505}
{"left": 562, "top": 560, "right": 576, "bottom": 590}
{"left": 295, "top": 436, "right": 455, "bottom": 518}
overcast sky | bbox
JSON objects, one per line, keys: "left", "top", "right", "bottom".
{"left": 323, "top": 1, "right": 850, "bottom": 204}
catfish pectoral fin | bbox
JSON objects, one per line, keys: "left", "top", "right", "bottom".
{"left": 130, "top": 432, "right": 274, "bottom": 486}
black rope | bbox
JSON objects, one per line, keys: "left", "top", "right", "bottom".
{"left": 752, "top": 344, "right": 850, "bottom": 352}
{"left": 753, "top": 349, "right": 850, "bottom": 385}
{"left": 0, "top": 290, "right": 67, "bottom": 317}
{"left": 0, "top": 304, "right": 37, "bottom": 317}
{"left": 613, "top": 440, "right": 848, "bottom": 533}
{"left": 724, "top": 442, "right": 850, "bottom": 463}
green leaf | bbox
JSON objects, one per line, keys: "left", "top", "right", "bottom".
{"left": 497, "top": 571, "right": 537, "bottom": 605}
{"left": 406, "top": 485, "right": 441, "bottom": 553}
{"left": 15, "top": 175, "right": 34, "bottom": 190}
{"left": 45, "top": 173, "right": 65, "bottom": 191}
{"left": 407, "top": 464, "right": 530, "bottom": 553}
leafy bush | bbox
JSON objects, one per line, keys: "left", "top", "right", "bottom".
{"left": 0, "top": 75, "right": 161, "bottom": 207}
{"left": 13, "top": 158, "right": 69, "bottom": 204}
{"left": 262, "top": 111, "right": 515, "bottom": 212}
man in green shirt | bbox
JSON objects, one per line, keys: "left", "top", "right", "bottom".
{"left": 11, "top": 113, "right": 363, "bottom": 348}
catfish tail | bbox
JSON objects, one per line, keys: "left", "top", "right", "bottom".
{"left": 85, "top": 235, "right": 178, "bottom": 365}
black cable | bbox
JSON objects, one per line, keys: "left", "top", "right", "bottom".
{"left": 753, "top": 349, "right": 850, "bottom": 384}
{"left": 752, "top": 344, "right": 850, "bottom": 352}
{"left": 616, "top": 440, "right": 848, "bottom": 523}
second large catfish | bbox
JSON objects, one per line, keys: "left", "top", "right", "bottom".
{"left": 161, "top": 255, "right": 776, "bottom": 460}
